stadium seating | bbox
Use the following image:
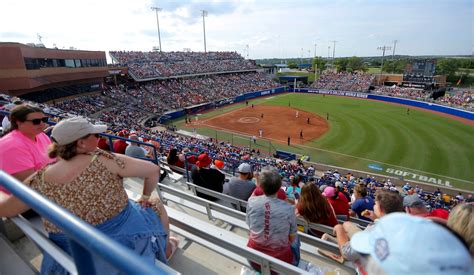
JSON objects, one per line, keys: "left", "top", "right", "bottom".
{"left": 311, "top": 71, "right": 374, "bottom": 92}
{"left": 109, "top": 51, "right": 257, "bottom": 79}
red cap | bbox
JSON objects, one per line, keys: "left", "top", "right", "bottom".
{"left": 196, "top": 153, "right": 212, "bottom": 168}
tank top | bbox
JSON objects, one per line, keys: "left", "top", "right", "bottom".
{"left": 26, "top": 149, "right": 129, "bottom": 233}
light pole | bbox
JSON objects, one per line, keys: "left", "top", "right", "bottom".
{"left": 392, "top": 40, "right": 398, "bottom": 60}
{"left": 300, "top": 48, "right": 304, "bottom": 64}
{"left": 314, "top": 43, "right": 318, "bottom": 80}
{"left": 201, "top": 10, "right": 208, "bottom": 52}
{"left": 151, "top": 7, "right": 162, "bottom": 52}
{"left": 330, "top": 40, "right": 337, "bottom": 60}
{"left": 378, "top": 45, "right": 392, "bottom": 85}
{"left": 391, "top": 40, "right": 398, "bottom": 73}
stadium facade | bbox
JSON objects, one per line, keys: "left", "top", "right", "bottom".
{"left": 0, "top": 42, "right": 109, "bottom": 102}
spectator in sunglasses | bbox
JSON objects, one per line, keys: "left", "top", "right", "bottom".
{"left": 0, "top": 104, "right": 55, "bottom": 197}
{"left": 0, "top": 116, "right": 173, "bottom": 273}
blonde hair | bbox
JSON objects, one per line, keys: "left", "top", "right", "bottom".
{"left": 447, "top": 203, "right": 474, "bottom": 255}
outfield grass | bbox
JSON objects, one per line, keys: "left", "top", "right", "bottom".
{"left": 173, "top": 94, "right": 474, "bottom": 190}
{"left": 367, "top": 67, "right": 381, "bottom": 74}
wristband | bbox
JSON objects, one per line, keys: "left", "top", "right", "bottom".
{"left": 140, "top": 194, "right": 151, "bottom": 200}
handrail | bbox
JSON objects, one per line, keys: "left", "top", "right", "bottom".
{"left": 184, "top": 180, "right": 248, "bottom": 211}
{"left": 165, "top": 207, "right": 309, "bottom": 275}
{"left": 0, "top": 171, "right": 166, "bottom": 275}
{"left": 179, "top": 181, "right": 340, "bottom": 233}
{"left": 157, "top": 183, "right": 342, "bottom": 256}
{"left": 348, "top": 217, "right": 370, "bottom": 227}
{"left": 157, "top": 183, "right": 356, "bottom": 274}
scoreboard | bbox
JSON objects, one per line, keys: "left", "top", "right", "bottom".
{"left": 403, "top": 60, "right": 437, "bottom": 83}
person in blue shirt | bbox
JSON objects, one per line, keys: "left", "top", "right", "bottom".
{"left": 350, "top": 184, "right": 374, "bottom": 221}
{"left": 285, "top": 175, "right": 302, "bottom": 204}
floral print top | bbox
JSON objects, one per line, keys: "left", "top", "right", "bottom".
{"left": 26, "top": 149, "right": 129, "bottom": 233}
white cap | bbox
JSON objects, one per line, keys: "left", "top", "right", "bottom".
{"left": 351, "top": 213, "right": 472, "bottom": 274}
{"left": 237, "top": 163, "right": 251, "bottom": 173}
{"left": 51, "top": 117, "right": 107, "bottom": 145}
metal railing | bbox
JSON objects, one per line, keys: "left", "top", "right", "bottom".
{"left": 156, "top": 183, "right": 356, "bottom": 274}
{"left": 0, "top": 171, "right": 167, "bottom": 275}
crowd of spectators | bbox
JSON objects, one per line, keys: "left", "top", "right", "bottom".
{"left": 374, "top": 86, "right": 430, "bottom": 100}
{"left": 51, "top": 73, "right": 279, "bottom": 131}
{"left": 2, "top": 92, "right": 468, "bottom": 216}
{"left": 311, "top": 71, "right": 374, "bottom": 92}
{"left": 145, "top": 72, "right": 279, "bottom": 110}
{"left": 374, "top": 87, "right": 474, "bottom": 111}
{"left": 53, "top": 95, "right": 109, "bottom": 117}
{"left": 437, "top": 89, "right": 474, "bottom": 111}
{"left": 110, "top": 51, "right": 257, "bottom": 79}
{"left": 2, "top": 93, "right": 473, "bottom": 274}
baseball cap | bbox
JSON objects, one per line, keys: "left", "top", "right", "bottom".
{"left": 196, "top": 153, "right": 212, "bottom": 168}
{"left": 403, "top": 194, "right": 424, "bottom": 207}
{"left": 214, "top": 159, "right": 225, "bottom": 169}
{"left": 350, "top": 213, "right": 472, "bottom": 274}
{"left": 319, "top": 184, "right": 327, "bottom": 193}
{"left": 322, "top": 186, "right": 336, "bottom": 198}
{"left": 335, "top": 181, "right": 343, "bottom": 188}
{"left": 237, "top": 163, "right": 251, "bottom": 173}
{"left": 51, "top": 117, "right": 107, "bottom": 145}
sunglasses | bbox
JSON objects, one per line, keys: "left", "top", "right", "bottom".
{"left": 25, "top": 117, "right": 49, "bottom": 125}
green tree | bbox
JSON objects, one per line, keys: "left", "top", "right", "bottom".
{"left": 334, "top": 58, "right": 349, "bottom": 72}
{"left": 436, "top": 59, "right": 459, "bottom": 78}
{"left": 346, "top": 56, "right": 367, "bottom": 72}
{"left": 457, "top": 58, "right": 474, "bottom": 69}
{"left": 287, "top": 61, "right": 298, "bottom": 69}
{"left": 312, "top": 57, "right": 327, "bottom": 73}
{"left": 383, "top": 59, "right": 408, "bottom": 73}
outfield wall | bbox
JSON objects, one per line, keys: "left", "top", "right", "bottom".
{"left": 161, "top": 86, "right": 473, "bottom": 122}
{"left": 296, "top": 88, "right": 474, "bottom": 121}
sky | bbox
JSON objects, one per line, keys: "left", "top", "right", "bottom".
{"left": 0, "top": 0, "right": 472, "bottom": 60}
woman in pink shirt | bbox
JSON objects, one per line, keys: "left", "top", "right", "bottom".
{"left": 0, "top": 104, "right": 54, "bottom": 195}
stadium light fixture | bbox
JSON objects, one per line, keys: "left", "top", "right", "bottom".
{"left": 151, "top": 7, "right": 162, "bottom": 52}
{"left": 202, "top": 10, "right": 208, "bottom": 52}
{"left": 392, "top": 40, "right": 398, "bottom": 60}
{"left": 330, "top": 40, "right": 337, "bottom": 60}
{"left": 391, "top": 40, "right": 398, "bottom": 73}
{"left": 378, "top": 45, "right": 392, "bottom": 84}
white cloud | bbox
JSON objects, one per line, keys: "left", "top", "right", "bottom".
{"left": 0, "top": 0, "right": 472, "bottom": 59}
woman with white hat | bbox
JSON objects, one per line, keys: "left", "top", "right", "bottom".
{"left": 0, "top": 116, "right": 171, "bottom": 274}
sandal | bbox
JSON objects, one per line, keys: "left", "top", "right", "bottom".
{"left": 166, "top": 236, "right": 179, "bottom": 261}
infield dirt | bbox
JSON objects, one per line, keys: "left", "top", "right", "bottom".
{"left": 187, "top": 105, "right": 329, "bottom": 145}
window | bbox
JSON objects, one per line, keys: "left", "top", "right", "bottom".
{"left": 65, "top": 59, "right": 75, "bottom": 68}
{"left": 24, "top": 58, "right": 40, "bottom": 70}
